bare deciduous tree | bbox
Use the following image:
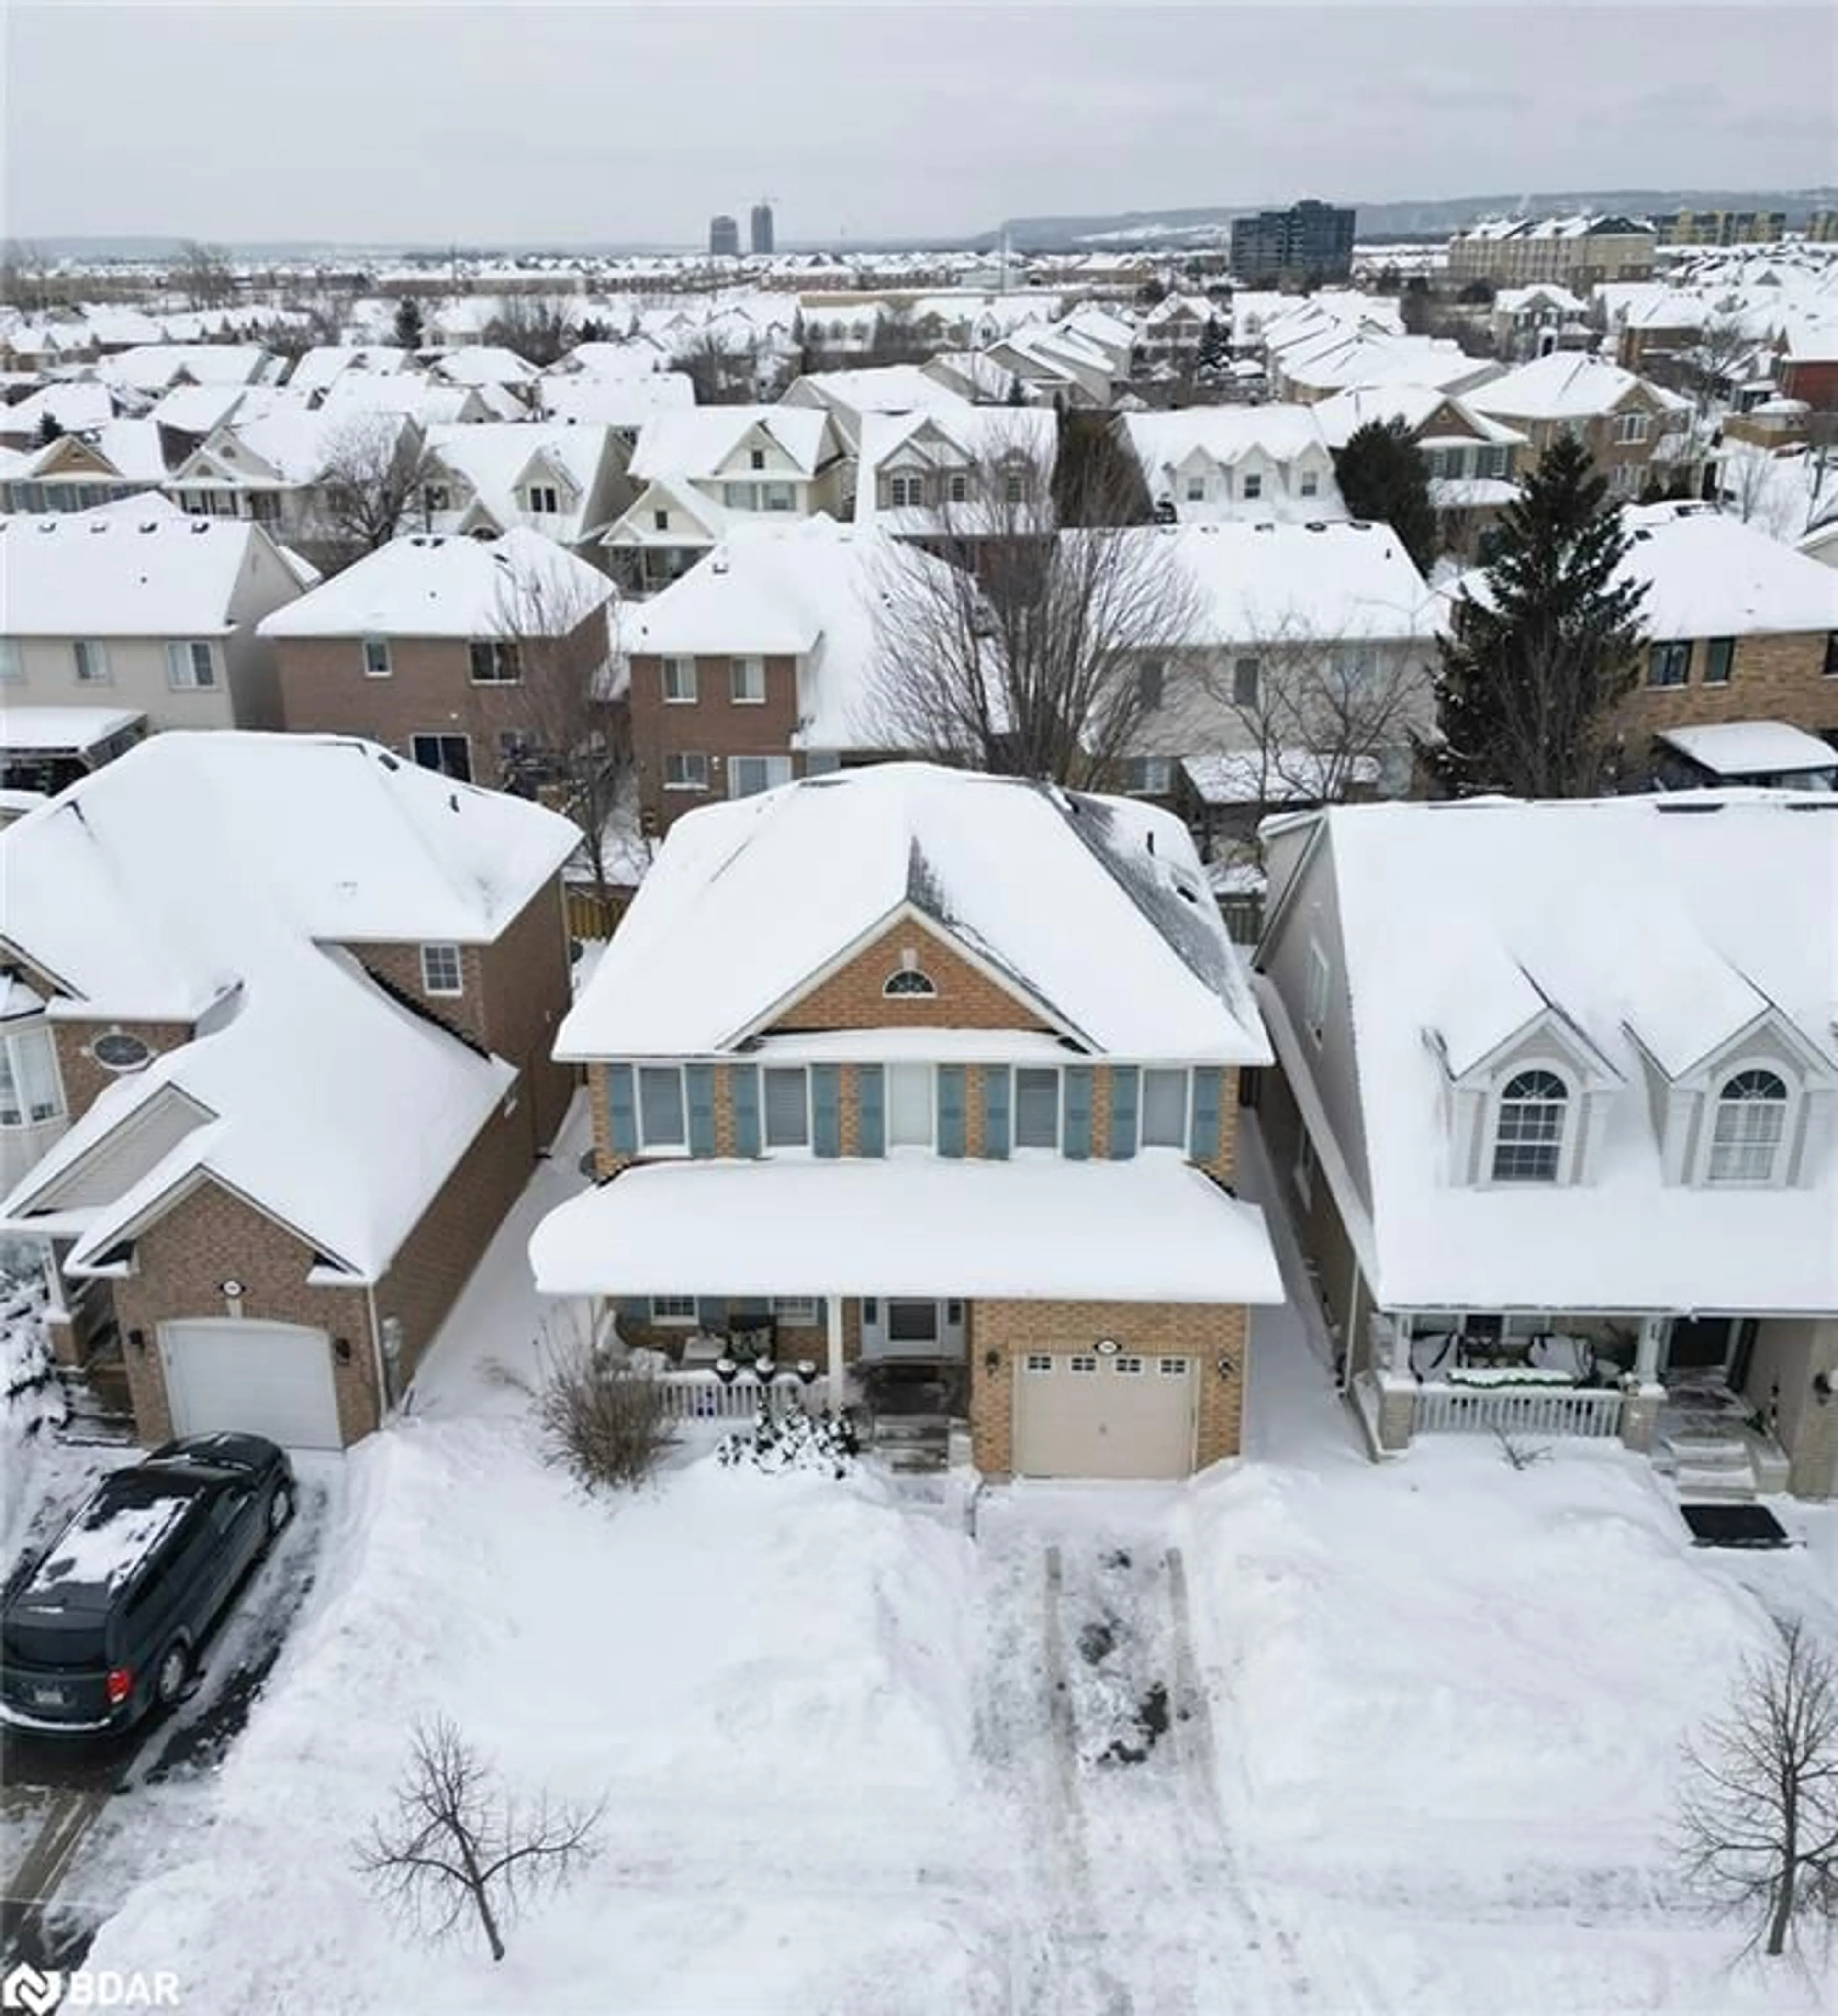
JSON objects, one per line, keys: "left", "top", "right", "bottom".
{"left": 1677, "top": 1618, "right": 1838, "bottom": 1960}
{"left": 315, "top": 415, "right": 434, "bottom": 563}
{"left": 866, "top": 435, "right": 1201, "bottom": 789}
{"left": 170, "top": 239, "right": 237, "bottom": 312}
{"left": 356, "top": 1715, "right": 602, "bottom": 1963}
{"left": 482, "top": 293, "right": 577, "bottom": 368}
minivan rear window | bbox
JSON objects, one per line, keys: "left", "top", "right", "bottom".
{"left": 2, "top": 1612, "right": 104, "bottom": 1671}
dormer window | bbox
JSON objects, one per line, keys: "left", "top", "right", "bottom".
{"left": 1707, "top": 1069, "right": 1789, "bottom": 1184}
{"left": 525, "top": 483, "right": 560, "bottom": 515}
{"left": 888, "top": 473, "right": 925, "bottom": 510}
{"left": 1490, "top": 1069, "right": 1568, "bottom": 1182}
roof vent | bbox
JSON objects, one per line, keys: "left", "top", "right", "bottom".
{"left": 36, "top": 520, "right": 57, "bottom": 533}
{"left": 138, "top": 521, "right": 159, "bottom": 534}
{"left": 88, "top": 519, "right": 109, "bottom": 533}
{"left": 190, "top": 520, "right": 210, "bottom": 534}
{"left": 1304, "top": 521, "right": 1328, "bottom": 533}
{"left": 1253, "top": 521, "right": 1276, "bottom": 533}
{"left": 1654, "top": 799, "right": 1725, "bottom": 815}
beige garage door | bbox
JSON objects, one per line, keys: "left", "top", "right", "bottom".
{"left": 161, "top": 1319, "right": 342, "bottom": 1451}
{"left": 1012, "top": 1350, "right": 1198, "bottom": 1479}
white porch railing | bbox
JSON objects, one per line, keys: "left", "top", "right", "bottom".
{"left": 652, "top": 1371, "right": 816, "bottom": 1423}
{"left": 1412, "top": 1382, "right": 1625, "bottom": 1439}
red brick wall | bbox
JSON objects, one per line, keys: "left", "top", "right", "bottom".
{"left": 628, "top": 651, "right": 801, "bottom": 833}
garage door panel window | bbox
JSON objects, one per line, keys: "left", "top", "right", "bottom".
{"left": 1114, "top": 1356, "right": 1145, "bottom": 1374}
{"left": 1023, "top": 1353, "right": 1053, "bottom": 1373}
{"left": 1067, "top": 1354, "right": 1097, "bottom": 1374}
{"left": 1159, "top": 1357, "right": 1191, "bottom": 1376}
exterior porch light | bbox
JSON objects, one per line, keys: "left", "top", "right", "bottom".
{"left": 1216, "top": 1354, "right": 1236, "bottom": 1380}
{"left": 983, "top": 1349, "right": 1001, "bottom": 1374}
{"left": 128, "top": 1328, "right": 146, "bottom": 1354}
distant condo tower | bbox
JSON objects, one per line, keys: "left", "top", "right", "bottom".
{"left": 751, "top": 202, "right": 775, "bottom": 255}
{"left": 709, "top": 213, "right": 740, "bottom": 257}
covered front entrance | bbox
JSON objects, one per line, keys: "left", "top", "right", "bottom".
{"left": 1013, "top": 1348, "right": 1199, "bottom": 1480}
{"left": 860, "top": 1296, "right": 965, "bottom": 1360}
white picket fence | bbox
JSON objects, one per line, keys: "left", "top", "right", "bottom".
{"left": 652, "top": 1370, "right": 816, "bottom": 1423}
{"left": 1412, "top": 1382, "right": 1625, "bottom": 1440}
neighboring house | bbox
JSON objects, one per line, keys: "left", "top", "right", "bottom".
{"left": 0, "top": 381, "right": 116, "bottom": 449}
{"left": 853, "top": 406, "right": 1057, "bottom": 535}
{"left": 601, "top": 406, "right": 849, "bottom": 591}
{"left": 284, "top": 345, "right": 413, "bottom": 399}
{"left": 1118, "top": 407, "right": 1344, "bottom": 526}
{"left": 1490, "top": 284, "right": 1590, "bottom": 361}
{"left": 0, "top": 733, "right": 580, "bottom": 1451}
{"left": 0, "top": 420, "right": 169, "bottom": 514}
{"left": 1132, "top": 295, "right": 1218, "bottom": 376}
{"left": 1312, "top": 384, "right": 1527, "bottom": 554}
{"left": 779, "top": 365, "right": 973, "bottom": 454}
{"left": 1266, "top": 328, "right": 1498, "bottom": 405}
{"left": 1254, "top": 794, "right": 1838, "bottom": 1498}
{"left": 532, "top": 370, "right": 695, "bottom": 440}
{"left": 0, "top": 703, "right": 147, "bottom": 804}
{"left": 529, "top": 762, "right": 1284, "bottom": 1480}
{"left": 1115, "top": 522, "right": 1444, "bottom": 801}
{"left": 416, "top": 422, "right": 629, "bottom": 556}
{"left": 620, "top": 518, "right": 958, "bottom": 832}
{"left": 0, "top": 509, "right": 306, "bottom": 731}
{"left": 979, "top": 323, "right": 1121, "bottom": 408}
{"left": 101, "top": 345, "right": 279, "bottom": 402}
{"left": 1466, "top": 354, "right": 1694, "bottom": 497}
{"left": 1446, "top": 214, "right": 1658, "bottom": 289}
{"left": 258, "top": 528, "right": 616, "bottom": 790}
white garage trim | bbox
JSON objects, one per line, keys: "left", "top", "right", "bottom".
{"left": 1012, "top": 1349, "right": 1199, "bottom": 1480}
{"left": 159, "top": 1318, "right": 343, "bottom": 1451}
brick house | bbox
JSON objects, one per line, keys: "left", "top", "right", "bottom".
{"left": 1117, "top": 406, "right": 1344, "bottom": 527}
{"left": 0, "top": 733, "right": 580, "bottom": 1450}
{"left": 530, "top": 762, "right": 1285, "bottom": 1480}
{"left": 1253, "top": 795, "right": 1838, "bottom": 1498}
{"left": 621, "top": 517, "right": 964, "bottom": 835}
{"left": 259, "top": 528, "right": 616, "bottom": 790}
{"left": 1313, "top": 384, "right": 1527, "bottom": 558}
{"left": 1467, "top": 354, "right": 1696, "bottom": 500}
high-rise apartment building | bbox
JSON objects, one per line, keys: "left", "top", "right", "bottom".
{"left": 1229, "top": 200, "right": 1356, "bottom": 284}
{"left": 709, "top": 214, "right": 740, "bottom": 257}
{"left": 751, "top": 203, "right": 775, "bottom": 256}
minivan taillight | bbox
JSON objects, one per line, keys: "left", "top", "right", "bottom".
{"left": 105, "top": 1667, "right": 133, "bottom": 1706}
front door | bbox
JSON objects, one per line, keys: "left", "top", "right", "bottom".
{"left": 1665, "top": 1316, "right": 1739, "bottom": 1383}
{"left": 860, "top": 1297, "right": 966, "bottom": 1360}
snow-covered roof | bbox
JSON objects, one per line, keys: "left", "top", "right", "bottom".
{"left": 1268, "top": 793, "right": 1838, "bottom": 1312}
{"left": 1, "top": 381, "right": 115, "bottom": 437}
{"left": 0, "top": 734, "right": 580, "bottom": 1280}
{"left": 1467, "top": 354, "right": 1687, "bottom": 422}
{"left": 421, "top": 422, "right": 616, "bottom": 544}
{"left": 1182, "top": 750, "right": 1380, "bottom": 805}
{"left": 1122, "top": 404, "right": 1332, "bottom": 470}
{"left": 284, "top": 345, "right": 411, "bottom": 396}
{"left": 23, "top": 419, "right": 169, "bottom": 485}
{"left": 560, "top": 762, "right": 1271, "bottom": 1064}
{"left": 429, "top": 345, "right": 538, "bottom": 388}
{"left": 101, "top": 345, "right": 273, "bottom": 395}
{"left": 629, "top": 407, "right": 835, "bottom": 483}
{"left": 529, "top": 1155, "right": 1285, "bottom": 1304}
{"left": 1616, "top": 503, "right": 1838, "bottom": 636}
{"left": 258, "top": 527, "right": 612, "bottom": 640}
{"left": 0, "top": 512, "right": 276, "bottom": 637}
{"left": 1311, "top": 384, "right": 1526, "bottom": 450}
{"left": 1121, "top": 523, "right": 1444, "bottom": 646}
{"left": 536, "top": 371, "right": 694, "bottom": 427}
{"left": 1656, "top": 720, "right": 1838, "bottom": 779}
{"left": 0, "top": 704, "right": 145, "bottom": 754}
{"left": 852, "top": 407, "right": 1058, "bottom": 532}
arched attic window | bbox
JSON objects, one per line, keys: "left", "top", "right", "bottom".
{"left": 883, "top": 969, "right": 936, "bottom": 999}
{"left": 1490, "top": 1069, "right": 1569, "bottom": 1183}
{"left": 1707, "top": 1069, "right": 1790, "bottom": 1184}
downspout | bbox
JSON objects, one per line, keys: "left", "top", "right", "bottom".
{"left": 366, "top": 1281, "right": 392, "bottom": 1427}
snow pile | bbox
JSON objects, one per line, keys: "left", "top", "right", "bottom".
{"left": 0, "top": 1266, "right": 69, "bottom": 1555}
{"left": 81, "top": 1417, "right": 982, "bottom": 2014}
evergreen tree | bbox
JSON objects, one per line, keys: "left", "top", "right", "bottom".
{"left": 1195, "top": 317, "right": 1230, "bottom": 379}
{"left": 392, "top": 295, "right": 424, "bottom": 350}
{"left": 1331, "top": 419, "right": 1436, "bottom": 572}
{"left": 36, "top": 409, "right": 63, "bottom": 447}
{"left": 1425, "top": 431, "right": 1647, "bottom": 800}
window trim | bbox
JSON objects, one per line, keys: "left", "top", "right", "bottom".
{"left": 362, "top": 635, "right": 393, "bottom": 680}
{"left": 882, "top": 969, "right": 937, "bottom": 999}
{"left": 650, "top": 1294, "right": 697, "bottom": 1325}
{"left": 661, "top": 656, "right": 697, "bottom": 703}
{"left": 1487, "top": 1065, "right": 1571, "bottom": 1185}
{"left": 164, "top": 639, "right": 216, "bottom": 691}
{"left": 662, "top": 751, "right": 709, "bottom": 791}
{"left": 419, "top": 943, "right": 464, "bottom": 997}
{"left": 885, "top": 1060, "right": 936, "bottom": 1149}
{"left": 1647, "top": 639, "right": 1691, "bottom": 688}
{"left": 1138, "top": 1067, "right": 1189, "bottom": 1150}
{"left": 730, "top": 656, "right": 766, "bottom": 704}
{"left": 1703, "top": 1064, "right": 1793, "bottom": 1187}
{"left": 727, "top": 754, "right": 792, "bottom": 799}
{"left": 468, "top": 638, "right": 522, "bottom": 686}
{"left": 1702, "top": 635, "right": 1734, "bottom": 687}
{"left": 0, "top": 1025, "right": 65, "bottom": 1128}
{"left": 72, "top": 638, "right": 112, "bottom": 686}
{"left": 410, "top": 731, "right": 472, "bottom": 782}
{"left": 771, "top": 1297, "right": 820, "bottom": 1327}
{"left": 636, "top": 1064, "right": 688, "bottom": 1153}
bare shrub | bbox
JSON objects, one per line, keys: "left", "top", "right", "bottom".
{"left": 504, "top": 1325, "right": 675, "bottom": 1490}
{"left": 356, "top": 1715, "right": 601, "bottom": 1963}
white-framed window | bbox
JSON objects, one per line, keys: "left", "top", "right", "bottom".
{"left": 1300, "top": 468, "right": 1320, "bottom": 497}
{"left": 1013, "top": 1067, "right": 1060, "bottom": 1151}
{"left": 164, "top": 640, "right": 216, "bottom": 691}
{"left": 650, "top": 1295, "right": 696, "bottom": 1324}
{"left": 771, "top": 1297, "right": 820, "bottom": 1326}
{"left": 728, "top": 754, "right": 792, "bottom": 797}
{"left": 1232, "top": 655, "right": 1260, "bottom": 706}
{"left": 1023, "top": 1352, "right": 1054, "bottom": 1374}
{"left": 1707, "top": 1069, "right": 1790, "bottom": 1184}
{"left": 886, "top": 1061, "right": 935, "bottom": 1148}
{"left": 420, "top": 943, "right": 463, "bottom": 996}
{"left": 722, "top": 481, "right": 757, "bottom": 511}
{"left": 1158, "top": 1357, "right": 1190, "bottom": 1377}
{"left": 661, "top": 657, "right": 696, "bottom": 703}
{"left": 762, "top": 1065, "right": 810, "bottom": 1148}
{"left": 887, "top": 473, "right": 924, "bottom": 510}
{"left": 1121, "top": 756, "right": 1172, "bottom": 796}
{"left": 663, "top": 752, "right": 708, "bottom": 791}
{"left": 945, "top": 470, "right": 970, "bottom": 503}
{"left": 362, "top": 635, "right": 392, "bottom": 679}
{"left": 762, "top": 482, "right": 795, "bottom": 512}
{"left": 525, "top": 483, "right": 561, "bottom": 515}
{"left": 1114, "top": 1355, "right": 1146, "bottom": 1375}
{"left": 1647, "top": 640, "right": 1691, "bottom": 687}
{"left": 469, "top": 639, "right": 521, "bottom": 684}
{"left": 883, "top": 969, "right": 936, "bottom": 998}
{"left": 1490, "top": 1069, "right": 1568, "bottom": 1183}
{"left": 749, "top": 447, "right": 766, "bottom": 471}
{"left": 73, "top": 639, "right": 111, "bottom": 685}
{"left": 1304, "top": 941, "right": 1331, "bottom": 1044}
{"left": 1609, "top": 461, "right": 1640, "bottom": 497}
{"left": 730, "top": 657, "right": 766, "bottom": 703}
{"left": 1703, "top": 637, "right": 1735, "bottom": 686}
{"left": 1140, "top": 1068, "right": 1188, "bottom": 1148}
{"left": 637, "top": 1065, "right": 686, "bottom": 1149}
{"left": 1185, "top": 473, "right": 1206, "bottom": 502}
{"left": 1002, "top": 465, "right": 1028, "bottom": 504}
{"left": 1242, "top": 471, "right": 1263, "bottom": 500}
{"left": 0, "top": 640, "right": 23, "bottom": 684}
{"left": 0, "top": 1027, "right": 63, "bottom": 1126}
{"left": 1067, "top": 1353, "right": 1097, "bottom": 1374}
{"left": 1138, "top": 658, "right": 1165, "bottom": 711}
{"left": 652, "top": 508, "right": 670, "bottom": 531}
{"left": 1615, "top": 410, "right": 1649, "bottom": 444}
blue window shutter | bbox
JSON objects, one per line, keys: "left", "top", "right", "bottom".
{"left": 812, "top": 1064, "right": 841, "bottom": 1157}
{"left": 731, "top": 1063, "right": 760, "bottom": 1157}
{"left": 937, "top": 1066, "right": 967, "bottom": 1158}
{"left": 1110, "top": 1066, "right": 1139, "bottom": 1159}
{"left": 1064, "top": 1067, "right": 1094, "bottom": 1160}
{"left": 616, "top": 1295, "right": 649, "bottom": 1324}
{"left": 607, "top": 1063, "right": 637, "bottom": 1155}
{"left": 686, "top": 1063, "right": 716, "bottom": 1158}
{"left": 1190, "top": 1066, "right": 1222, "bottom": 1161}
{"left": 696, "top": 1297, "right": 728, "bottom": 1330}
{"left": 981, "top": 1067, "right": 1010, "bottom": 1158}
{"left": 855, "top": 1065, "right": 885, "bottom": 1157}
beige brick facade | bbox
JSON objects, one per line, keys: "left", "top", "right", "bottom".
{"left": 969, "top": 1299, "right": 1249, "bottom": 1475}
{"left": 767, "top": 916, "right": 1055, "bottom": 1035}
{"left": 1614, "top": 630, "right": 1838, "bottom": 750}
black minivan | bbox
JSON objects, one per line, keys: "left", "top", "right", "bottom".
{"left": 0, "top": 1434, "right": 295, "bottom": 1735}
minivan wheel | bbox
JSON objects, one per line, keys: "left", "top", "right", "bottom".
{"left": 266, "top": 1483, "right": 295, "bottom": 1542}
{"left": 155, "top": 1641, "right": 191, "bottom": 1707}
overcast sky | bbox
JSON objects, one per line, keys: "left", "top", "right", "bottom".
{"left": 5, "top": 2, "right": 1833, "bottom": 246}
